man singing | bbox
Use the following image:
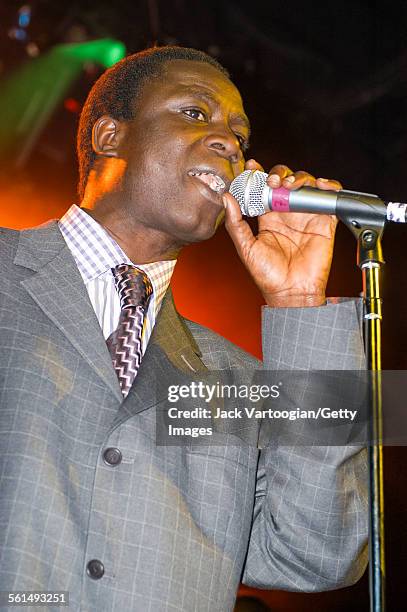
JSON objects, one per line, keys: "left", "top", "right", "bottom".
{"left": 0, "top": 46, "right": 367, "bottom": 611}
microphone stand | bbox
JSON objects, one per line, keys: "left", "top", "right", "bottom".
{"left": 337, "top": 194, "right": 386, "bottom": 612}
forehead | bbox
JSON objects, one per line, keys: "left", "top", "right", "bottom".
{"left": 137, "top": 60, "right": 248, "bottom": 122}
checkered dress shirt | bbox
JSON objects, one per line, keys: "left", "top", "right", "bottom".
{"left": 58, "top": 204, "right": 176, "bottom": 352}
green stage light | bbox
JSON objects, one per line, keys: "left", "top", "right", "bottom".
{"left": 0, "top": 39, "right": 126, "bottom": 164}
{"left": 60, "top": 39, "right": 126, "bottom": 68}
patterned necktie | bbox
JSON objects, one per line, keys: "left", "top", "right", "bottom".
{"left": 106, "top": 264, "right": 153, "bottom": 396}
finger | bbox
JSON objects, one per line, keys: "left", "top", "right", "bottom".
{"left": 267, "top": 164, "right": 293, "bottom": 188}
{"left": 244, "top": 158, "right": 264, "bottom": 172}
{"left": 330, "top": 214, "right": 339, "bottom": 229}
{"left": 222, "top": 192, "right": 256, "bottom": 260}
{"left": 282, "top": 170, "right": 317, "bottom": 190}
{"left": 316, "top": 177, "right": 343, "bottom": 191}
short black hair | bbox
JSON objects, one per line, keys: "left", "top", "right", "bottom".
{"left": 76, "top": 46, "right": 230, "bottom": 200}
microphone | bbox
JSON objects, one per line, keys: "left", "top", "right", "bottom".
{"left": 229, "top": 170, "right": 407, "bottom": 224}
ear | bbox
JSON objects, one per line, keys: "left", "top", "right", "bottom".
{"left": 92, "top": 115, "right": 125, "bottom": 158}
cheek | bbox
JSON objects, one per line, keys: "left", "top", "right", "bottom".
{"left": 121, "top": 127, "right": 219, "bottom": 234}
{"left": 122, "top": 143, "right": 169, "bottom": 199}
{"left": 136, "top": 136, "right": 185, "bottom": 185}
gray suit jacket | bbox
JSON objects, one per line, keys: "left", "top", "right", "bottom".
{"left": 0, "top": 221, "right": 368, "bottom": 611}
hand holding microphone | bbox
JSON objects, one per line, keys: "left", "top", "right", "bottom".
{"left": 223, "top": 159, "right": 407, "bottom": 307}
{"left": 222, "top": 160, "right": 342, "bottom": 308}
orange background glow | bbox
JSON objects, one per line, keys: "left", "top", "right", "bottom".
{"left": 0, "top": 184, "right": 264, "bottom": 359}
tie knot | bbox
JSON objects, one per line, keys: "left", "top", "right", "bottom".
{"left": 112, "top": 264, "right": 153, "bottom": 310}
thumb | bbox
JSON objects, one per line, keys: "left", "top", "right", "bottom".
{"left": 222, "top": 192, "right": 256, "bottom": 260}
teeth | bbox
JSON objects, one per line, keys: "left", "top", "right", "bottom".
{"left": 209, "top": 175, "right": 226, "bottom": 193}
{"left": 188, "top": 171, "right": 226, "bottom": 193}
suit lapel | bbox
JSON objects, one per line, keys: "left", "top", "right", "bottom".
{"left": 15, "top": 221, "right": 207, "bottom": 414}
{"left": 112, "top": 289, "right": 209, "bottom": 426}
{"left": 149, "top": 288, "right": 208, "bottom": 373}
{"left": 15, "top": 221, "right": 123, "bottom": 402}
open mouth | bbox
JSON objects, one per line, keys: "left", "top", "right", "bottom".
{"left": 187, "top": 170, "right": 226, "bottom": 194}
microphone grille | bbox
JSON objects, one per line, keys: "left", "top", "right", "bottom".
{"left": 229, "top": 169, "right": 268, "bottom": 216}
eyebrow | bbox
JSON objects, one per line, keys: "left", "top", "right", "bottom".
{"left": 180, "top": 87, "right": 251, "bottom": 136}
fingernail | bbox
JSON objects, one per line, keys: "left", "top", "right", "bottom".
{"left": 222, "top": 195, "right": 228, "bottom": 209}
{"left": 319, "top": 178, "right": 329, "bottom": 183}
{"left": 283, "top": 175, "right": 295, "bottom": 184}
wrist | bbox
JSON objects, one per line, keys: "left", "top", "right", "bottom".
{"left": 264, "top": 294, "right": 327, "bottom": 308}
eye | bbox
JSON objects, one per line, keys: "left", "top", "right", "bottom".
{"left": 235, "top": 133, "right": 250, "bottom": 152}
{"left": 183, "top": 108, "right": 207, "bottom": 121}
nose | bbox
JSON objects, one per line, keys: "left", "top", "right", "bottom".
{"left": 204, "top": 129, "right": 243, "bottom": 165}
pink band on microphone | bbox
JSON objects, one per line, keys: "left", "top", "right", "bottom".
{"left": 270, "top": 187, "right": 291, "bottom": 212}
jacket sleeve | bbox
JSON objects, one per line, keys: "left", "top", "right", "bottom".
{"left": 242, "top": 299, "right": 369, "bottom": 591}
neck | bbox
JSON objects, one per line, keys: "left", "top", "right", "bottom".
{"left": 80, "top": 196, "right": 181, "bottom": 264}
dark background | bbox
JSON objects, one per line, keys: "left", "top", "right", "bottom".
{"left": 1, "top": 1, "right": 406, "bottom": 609}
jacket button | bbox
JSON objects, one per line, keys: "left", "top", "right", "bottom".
{"left": 103, "top": 447, "right": 122, "bottom": 466}
{"left": 86, "top": 559, "right": 104, "bottom": 579}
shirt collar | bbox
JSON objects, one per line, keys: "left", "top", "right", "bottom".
{"left": 58, "top": 204, "right": 176, "bottom": 298}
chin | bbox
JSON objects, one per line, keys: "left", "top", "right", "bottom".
{"left": 177, "top": 208, "right": 224, "bottom": 244}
